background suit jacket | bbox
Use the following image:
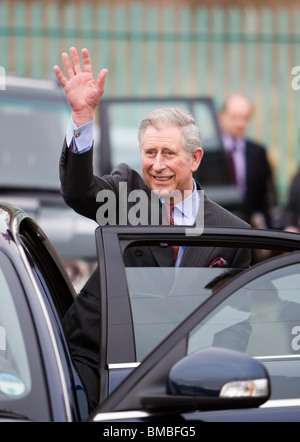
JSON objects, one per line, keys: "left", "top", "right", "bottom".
{"left": 282, "top": 169, "right": 300, "bottom": 229}
{"left": 60, "top": 140, "right": 252, "bottom": 411}
{"left": 242, "top": 139, "right": 276, "bottom": 227}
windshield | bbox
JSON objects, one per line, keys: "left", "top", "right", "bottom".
{"left": 0, "top": 95, "right": 69, "bottom": 190}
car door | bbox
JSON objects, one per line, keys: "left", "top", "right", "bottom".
{"left": 95, "top": 225, "right": 300, "bottom": 409}
{"left": 17, "top": 215, "right": 89, "bottom": 420}
{"left": 92, "top": 247, "right": 300, "bottom": 422}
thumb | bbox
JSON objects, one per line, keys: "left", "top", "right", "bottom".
{"left": 96, "top": 68, "right": 108, "bottom": 95}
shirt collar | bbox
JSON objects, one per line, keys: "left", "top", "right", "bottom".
{"left": 174, "top": 180, "right": 200, "bottom": 220}
{"left": 160, "top": 179, "right": 200, "bottom": 222}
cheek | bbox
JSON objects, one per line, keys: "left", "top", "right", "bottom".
{"left": 172, "top": 158, "right": 192, "bottom": 175}
{"left": 141, "top": 157, "right": 151, "bottom": 171}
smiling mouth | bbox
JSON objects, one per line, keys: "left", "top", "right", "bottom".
{"left": 153, "top": 176, "right": 173, "bottom": 181}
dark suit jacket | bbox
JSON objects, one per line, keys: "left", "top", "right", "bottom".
{"left": 244, "top": 139, "right": 275, "bottom": 225}
{"left": 60, "top": 140, "right": 251, "bottom": 411}
{"left": 282, "top": 169, "right": 300, "bottom": 229}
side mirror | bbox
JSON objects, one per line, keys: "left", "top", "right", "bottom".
{"left": 142, "top": 347, "right": 270, "bottom": 412}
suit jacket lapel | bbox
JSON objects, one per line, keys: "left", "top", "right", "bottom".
{"left": 150, "top": 245, "right": 174, "bottom": 267}
{"left": 148, "top": 183, "right": 220, "bottom": 268}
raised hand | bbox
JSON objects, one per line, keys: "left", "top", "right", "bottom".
{"left": 53, "top": 47, "right": 108, "bottom": 127}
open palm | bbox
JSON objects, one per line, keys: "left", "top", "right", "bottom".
{"left": 54, "top": 47, "right": 108, "bottom": 126}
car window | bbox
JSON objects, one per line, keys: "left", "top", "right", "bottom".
{"left": 0, "top": 96, "right": 69, "bottom": 189}
{"left": 122, "top": 237, "right": 248, "bottom": 361}
{"left": 19, "top": 217, "right": 75, "bottom": 320}
{"left": 119, "top": 234, "right": 300, "bottom": 363}
{"left": 187, "top": 261, "right": 300, "bottom": 400}
{"left": 125, "top": 265, "right": 236, "bottom": 361}
{"left": 0, "top": 251, "right": 50, "bottom": 420}
{"left": 0, "top": 261, "right": 30, "bottom": 398}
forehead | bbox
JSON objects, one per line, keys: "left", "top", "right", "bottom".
{"left": 142, "top": 124, "right": 183, "bottom": 147}
{"left": 225, "top": 99, "right": 252, "bottom": 117}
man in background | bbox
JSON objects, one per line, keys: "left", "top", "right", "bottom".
{"left": 219, "top": 94, "right": 276, "bottom": 228}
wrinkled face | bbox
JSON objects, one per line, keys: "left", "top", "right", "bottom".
{"left": 141, "top": 124, "right": 203, "bottom": 202}
{"left": 219, "top": 97, "right": 253, "bottom": 139}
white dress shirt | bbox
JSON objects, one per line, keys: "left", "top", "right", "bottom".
{"left": 66, "top": 117, "right": 94, "bottom": 153}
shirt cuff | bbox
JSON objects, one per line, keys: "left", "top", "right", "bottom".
{"left": 66, "top": 117, "right": 94, "bottom": 153}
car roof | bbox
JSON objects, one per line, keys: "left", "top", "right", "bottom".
{"left": 3, "top": 76, "right": 67, "bottom": 101}
{"left": 5, "top": 75, "right": 59, "bottom": 90}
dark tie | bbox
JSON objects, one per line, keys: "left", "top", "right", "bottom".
{"left": 227, "top": 141, "right": 237, "bottom": 185}
{"left": 169, "top": 204, "right": 179, "bottom": 263}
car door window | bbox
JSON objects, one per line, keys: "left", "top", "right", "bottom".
{"left": 187, "top": 261, "right": 300, "bottom": 400}
{"left": 0, "top": 260, "right": 31, "bottom": 398}
{"left": 126, "top": 265, "right": 235, "bottom": 361}
{"left": 0, "top": 251, "right": 51, "bottom": 420}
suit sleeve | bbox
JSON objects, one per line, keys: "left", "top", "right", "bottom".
{"left": 59, "top": 140, "right": 146, "bottom": 223}
{"left": 60, "top": 140, "right": 102, "bottom": 221}
{"left": 59, "top": 139, "right": 122, "bottom": 222}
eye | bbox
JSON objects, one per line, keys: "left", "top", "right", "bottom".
{"left": 165, "top": 151, "right": 175, "bottom": 157}
{"left": 145, "top": 150, "right": 156, "bottom": 157}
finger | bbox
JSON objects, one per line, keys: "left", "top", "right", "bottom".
{"left": 62, "top": 52, "right": 74, "bottom": 79}
{"left": 96, "top": 68, "right": 108, "bottom": 94}
{"left": 70, "top": 47, "right": 82, "bottom": 74}
{"left": 81, "top": 48, "right": 93, "bottom": 73}
{"left": 53, "top": 65, "right": 68, "bottom": 88}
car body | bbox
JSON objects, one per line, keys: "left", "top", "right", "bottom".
{"left": 0, "top": 76, "right": 98, "bottom": 291}
{"left": 1, "top": 202, "right": 300, "bottom": 422}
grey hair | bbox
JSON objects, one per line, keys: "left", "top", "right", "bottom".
{"left": 137, "top": 107, "right": 202, "bottom": 155}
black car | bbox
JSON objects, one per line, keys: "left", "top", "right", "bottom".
{"left": 1, "top": 202, "right": 300, "bottom": 422}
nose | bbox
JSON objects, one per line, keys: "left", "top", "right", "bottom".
{"left": 152, "top": 153, "right": 166, "bottom": 172}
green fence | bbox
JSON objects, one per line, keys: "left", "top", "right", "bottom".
{"left": 1, "top": 1, "right": 300, "bottom": 203}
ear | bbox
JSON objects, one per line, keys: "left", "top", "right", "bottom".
{"left": 191, "top": 148, "right": 203, "bottom": 172}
